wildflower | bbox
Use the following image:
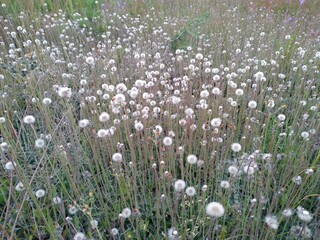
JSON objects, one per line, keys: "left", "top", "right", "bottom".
{"left": 290, "top": 225, "right": 312, "bottom": 239}
{"left": 79, "top": 119, "right": 90, "bottom": 128}
{"left": 85, "top": 56, "right": 95, "bottom": 65}
{"left": 23, "top": 115, "right": 35, "bottom": 124}
{"left": 134, "top": 121, "right": 144, "bottom": 131}
{"left": 15, "top": 182, "right": 25, "bottom": 191}
{"left": 35, "top": 139, "right": 45, "bottom": 148}
{"left": 195, "top": 53, "right": 203, "bottom": 60}
{"left": 187, "top": 154, "right": 198, "bottom": 165}
{"left": 212, "top": 87, "right": 221, "bottom": 95}
{"left": 68, "top": 205, "right": 78, "bottom": 215}
{"left": 210, "top": 118, "right": 222, "bottom": 127}
{"left": 282, "top": 208, "right": 293, "bottom": 217}
{"left": 42, "top": 98, "right": 52, "bottom": 105}
{"left": 121, "top": 208, "right": 132, "bottom": 218}
{"left": 5, "top": 161, "right": 16, "bottom": 171}
{"left": 112, "top": 153, "right": 122, "bottom": 163}
{"left": 200, "top": 90, "right": 210, "bottom": 98}
{"left": 90, "top": 219, "right": 98, "bottom": 229}
{"left": 213, "top": 75, "right": 220, "bottom": 81}
{"left": 185, "top": 108, "right": 194, "bottom": 116}
{"left": 35, "top": 189, "right": 46, "bottom": 198}
{"left": 113, "top": 93, "right": 126, "bottom": 104}
{"left": 1, "top": 142, "right": 9, "bottom": 152}
{"left": 206, "top": 202, "right": 225, "bottom": 218}
{"left": 168, "top": 227, "right": 179, "bottom": 240}
{"left": 174, "top": 179, "right": 186, "bottom": 192}
{"left": 235, "top": 89, "right": 244, "bottom": 96}
{"left": 220, "top": 181, "right": 230, "bottom": 189}
{"left": 231, "top": 143, "right": 242, "bottom": 152}
{"left": 74, "top": 232, "right": 86, "bottom": 240}
{"left": 255, "top": 71, "right": 264, "bottom": 80}
{"left": 153, "top": 125, "right": 163, "bottom": 135}
{"left": 53, "top": 197, "right": 62, "bottom": 204}
{"left": 248, "top": 100, "right": 257, "bottom": 109}
{"left": 110, "top": 228, "right": 119, "bottom": 236}
{"left": 163, "top": 136, "right": 173, "bottom": 146}
{"left": 301, "top": 131, "right": 309, "bottom": 139}
{"left": 264, "top": 215, "right": 279, "bottom": 230}
{"left": 57, "top": 87, "right": 72, "bottom": 98}
{"left": 243, "top": 165, "right": 255, "bottom": 175}
{"left": 185, "top": 186, "right": 196, "bottom": 197}
{"left": 0, "top": 117, "right": 6, "bottom": 123}
{"left": 297, "top": 207, "right": 312, "bottom": 222}
{"left": 277, "top": 114, "right": 286, "bottom": 121}
{"left": 99, "top": 112, "right": 110, "bottom": 122}
{"left": 228, "top": 165, "right": 239, "bottom": 176}
{"left": 97, "top": 129, "right": 108, "bottom": 138}
{"left": 292, "top": 176, "right": 302, "bottom": 185}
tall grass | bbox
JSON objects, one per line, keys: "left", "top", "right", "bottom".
{"left": 0, "top": 0, "right": 319, "bottom": 239}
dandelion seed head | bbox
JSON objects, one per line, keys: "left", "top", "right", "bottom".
{"left": 248, "top": 100, "right": 257, "bottom": 109}
{"left": 210, "top": 118, "right": 222, "bottom": 127}
{"left": 174, "top": 179, "right": 186, "bottom": 192}
{"left": 163, "top": 136, "right": 173, "bottom": 146}
{"left": 264, "top": 215, "right": 279, "bottom": 230}
{"left": 121, "top": 207, "right": 132, "bottom": 218}
{"left": 35, "top": 139, "right": 45, "bottom": 148}
{"left": 74, "top": 232, "right": 86, "bottom": 240}
{"left": 206, "top": 202, "right": 225, "bottom": 218}
{"left": 23, "top": 115, "right": 35, "bottom": 124}
{"left": 187, "top": 154, "right": 198, "bottom": 165}
{"left": 112, "top": 153, "right": 122, "bottom": 163}
{"left": 5, "top": 161, "right": 16, "bottom": 171}
{"left": 35, "top": 189, "right": 46, "bottom": 198}
{"left": 231, "top": 143, "right": 242, "bottom": 152}
{"left": 99, "top": 112, "right": 110, "bottom": 122}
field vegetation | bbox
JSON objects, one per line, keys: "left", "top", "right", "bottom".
{"left": 0, "top": 0, "right": 319, "bottom": 239}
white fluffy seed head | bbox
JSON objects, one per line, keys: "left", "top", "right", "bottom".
{"left": 35, "top": 139, "right": 45, "bottom": 148}
{"left": 112, "top": 153, "right": 122, "bottom": 163}
{"left": 187, "top": 154, "right": 198, "bottom": 164}
{"left": 23, "top": 115, "right": 35, "bottom": 124}
{"left": 228, "top": 165, "right": 239, "bottom": 176}
{"left": 79, "top": 119, "right": 90, "bottom": 128}
{"left": 210, "top": 118, "right": 222, "bottom": 127}
{"left": 301, "top": 131, "right": 309, "bottom": 139}
{"left": 42, "top": 98, "right": 52, "bottom": 105}
{"left": 57, "top": 87, "right": 72, "bottom": 98}
{"left": 220, "top": 181, "right": 230, "bottom": 189}
{"left": 15, "top": 182, "right": 25, "bottom": 191}
{"left": 163, "top": 136, "right": 173, "bottom": 146}
{"left": 248, "top": 100, "right": 257, "bottom": 109}
{"left": 85, "top": 56, "right": 95, "bottom": 65}
{"left": 35, "top": 189, "right": 46, "bottom": 198}
{"left": 110, "top": 228, "right": 119, "bottom": 236}
{"left": 277, "top": 114, "right": 286, "bottom": 121}
{"left": 206, "top": 202, "right": 225, "bottom": 218}
{"left": 235, "top": 89, "right": 244, "bottom": 96}
{"left": 121, "top": 207, "right": 132, "bottom": 218}
{"left": 53, "top": 196, "right": 62, "bottom": 204}
{"left": 264, "top": 215, "right": 279, "bottom": 230}
{"left": 211, "top": 87, "right": 221, "bottom": 95}
{"left": 282, "top": 208, "right": 293, "bottom": 217}
{"left": 185, "top": 186, "right": 196, "bottom": 196}
{"left": 99, "top": 112, "right": 110, "bottom": 122}
{"left": 174, "top": 179, "right": 186, "bottom": 192}
{"left": 231, "top": 143, "right": 242, "bottom": 152}
{"left": 5, "top": 161, "right": 16, "bottom": 171}
{"left": 74, "top": 232, "right": 86, "bottom": 240}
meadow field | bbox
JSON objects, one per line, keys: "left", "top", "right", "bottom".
{"left": 0, "top": 0, "right": 319, "bottom": 239}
